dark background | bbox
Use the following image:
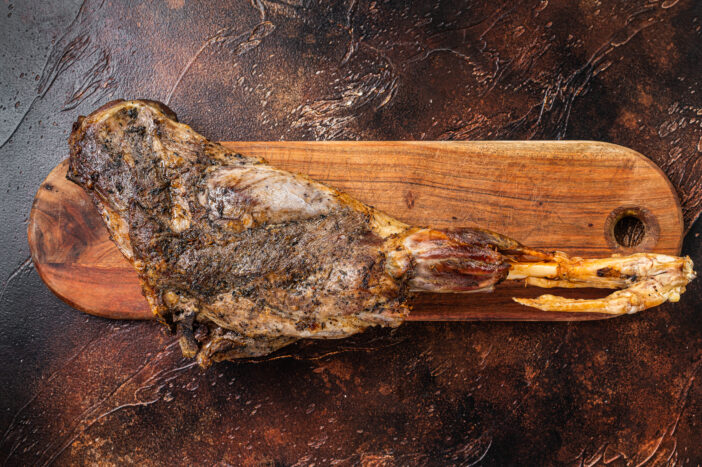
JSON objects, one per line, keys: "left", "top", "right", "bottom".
{"left": 1, "top": 1, "right": 701, "bottom": 465}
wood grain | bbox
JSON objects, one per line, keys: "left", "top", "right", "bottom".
{"left": 28, "top": 141, "right": 684, "bottom": 322}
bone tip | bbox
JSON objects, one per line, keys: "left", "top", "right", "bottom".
{"left": 512, "top": 296, "right": 544, "bottom": 310}
{"left": 683, "top": 256, "right": 696, "bottom": 281}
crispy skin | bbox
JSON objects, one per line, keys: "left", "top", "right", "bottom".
{"left": 68, "top": 100, "right": 510, "bottom": 366}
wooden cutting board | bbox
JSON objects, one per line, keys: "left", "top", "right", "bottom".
{"left": 28, "top": 141, "right": 684, "bottom": 322}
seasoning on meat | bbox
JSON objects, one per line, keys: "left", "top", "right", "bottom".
{"left": 67, "top": 100, "right": 696, "bottom": 366}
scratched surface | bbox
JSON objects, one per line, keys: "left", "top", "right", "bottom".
{"left": 1, "top": 0, "right": 701, "bottom": 465}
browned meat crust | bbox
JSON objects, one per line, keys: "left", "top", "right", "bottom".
{"left": 67, "top": 100, "right": 513, "bottom": 366}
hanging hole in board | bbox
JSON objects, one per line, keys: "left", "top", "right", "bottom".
{"left": 613, "top": 215, "right": 645, "bottom": 247}
{"left": 605, "top": 206, "right": 659, "bottom": 253}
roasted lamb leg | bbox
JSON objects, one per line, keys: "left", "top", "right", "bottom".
{"left": 67, "top": 100, "right": 695, "bottom": 366}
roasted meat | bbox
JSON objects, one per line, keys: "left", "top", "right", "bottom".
{"left": 67, "top": 100, "right": 695, "bottom": 366}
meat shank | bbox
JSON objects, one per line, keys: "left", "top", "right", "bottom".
{"left": 67, "top": 100, "right": 695, "bottom": 366}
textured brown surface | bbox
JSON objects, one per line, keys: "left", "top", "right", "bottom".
{"left": 1, "top": 0, "right": 701, "bottom": 465}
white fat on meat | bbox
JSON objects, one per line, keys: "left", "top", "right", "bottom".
{"left": 199, "top": 165, "right": 337, "bottom": 227}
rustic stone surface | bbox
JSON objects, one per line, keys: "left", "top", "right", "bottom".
{"left": 1, "top": 0, "right": 700, "bottom": 465}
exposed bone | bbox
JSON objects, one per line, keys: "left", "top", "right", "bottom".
{"left": 507, "top": 252, "right": 696, "bottom": 314}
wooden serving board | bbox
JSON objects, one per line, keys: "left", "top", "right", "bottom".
{"left": 28, "top": 141, "right": 684, "bottom": 322}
